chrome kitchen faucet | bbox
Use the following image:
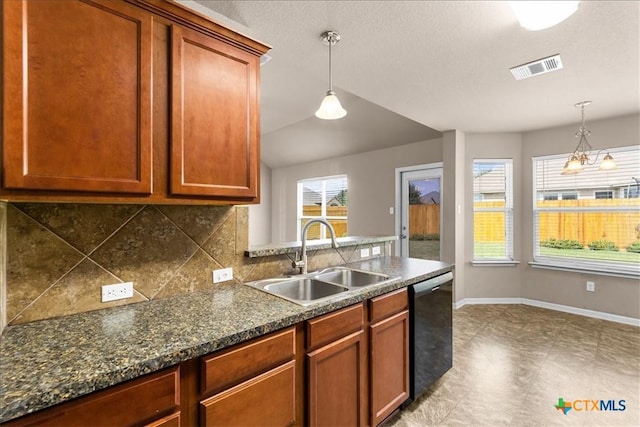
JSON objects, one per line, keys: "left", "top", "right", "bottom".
{"left": 293, "top": 219, "right": 339, "bottom": 274}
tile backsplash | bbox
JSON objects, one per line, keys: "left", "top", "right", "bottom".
{"left": 1, "top": 203, "right": 374, "bottom": 327}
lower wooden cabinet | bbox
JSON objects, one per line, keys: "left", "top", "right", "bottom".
{"left": 3, "top": 289, "right": 412, "bottom": 427}
{"left": 145, "top": 412, "right": 181, "bottom": 427}
{"left": 199, "top": 326, "right": 299, "bottom": 427}
{"left": 306, "top": 303, "right": 366, "bottom": 427}
{"left": 308, "top": 330, "right": 366, "bottom": 427}
{"left": 369, "top": 289, "right": 410, "bottom": 426}
{"left": 4, "top": 367, "right": 180, "bottom": 427}
{"left": 200, "top": 361, "right": 295, "bottom": 426}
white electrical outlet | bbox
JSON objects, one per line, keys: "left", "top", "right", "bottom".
{"left": 101, "top": 282, "right": 134, "bottom": 302}
{"left": 372, "top": 246, "right": 381, "bottom": 255}
{"left": 586, "top": 281, "right": 595, "bottom": 292}
{"left": 360, "top": 248, "right": 370, "bottom": 258}
{"left": 213, "top": 267, "right": 233, "bottom": 283}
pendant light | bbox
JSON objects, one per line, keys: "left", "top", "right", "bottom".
{"left": 315, "top": 31, "right": 347, "bottom": 120}
{"left": 561, "top": 101, "right": 617, "bottom": 175}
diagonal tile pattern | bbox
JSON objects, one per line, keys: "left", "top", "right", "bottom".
{"left": 89, "top": 206, "right": 199, "bottom": 298}
{"left": 386, "top": 304, "right": 640, "bottom": 427}
{"left": 5, "top": 203, "right": 380, "bottom": 325}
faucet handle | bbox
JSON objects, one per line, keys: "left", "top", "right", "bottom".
{"left": 292, "top": 251, "right": 304, "bottom": 270}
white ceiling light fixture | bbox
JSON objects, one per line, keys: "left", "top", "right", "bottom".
{"left": 511, "top": 1, "right": 580, "bottom": 31}
{"left": 561, "top": 101, "right": 617, "bottom": 175}
{"left": 315, "top": 31, "right": 347, "bottom": 120}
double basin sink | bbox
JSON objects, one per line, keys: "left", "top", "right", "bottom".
{"left": 245, "top": 266, "right": 399, "bottom": 306}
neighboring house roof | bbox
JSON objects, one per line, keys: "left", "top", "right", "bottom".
{"left": 474, "top": 168, "right": 505, "bottom": 194}
{"left": 534, "top": 152, "right": 640, "bottom": 192}
{"left": 302, "top": 189, "right": 322, "bottom": 206}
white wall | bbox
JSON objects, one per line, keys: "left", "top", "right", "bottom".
{"left": 520, "top": 113, "right": 640, "bottom": 319}
{"left": 270, "top": 138, "right": 443, "bottom": 243}
{"left": 248, "top": 163, "right": 272, "bottom": 246}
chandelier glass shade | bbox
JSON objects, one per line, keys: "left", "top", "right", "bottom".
{"left": 561, "top": 101, "right": 616, "bottom": 175}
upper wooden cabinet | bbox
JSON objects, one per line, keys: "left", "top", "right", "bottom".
{"left": 1, "top": 0, "right": 269, "bottom": 204}
{"left": 171, "top": 25, "right": 259, "bottom": 199}
{"left": 2, "top": 0, "right": 153, "bottom": 194}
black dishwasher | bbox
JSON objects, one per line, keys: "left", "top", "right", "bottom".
{"left": 408, "top": 271, "right": 453, "bottom": 401}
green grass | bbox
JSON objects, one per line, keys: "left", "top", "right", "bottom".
{"left": 474, "top": 243, "right": 506, "bottom": 258}
{"left": 409, "top": 240, "right": 440, "bottom": 260}
{"left": 539, "top": 247, "right": 640, "bottom": 263}
{"left": 473, "top": 242, "right": 640, "bottom": 263}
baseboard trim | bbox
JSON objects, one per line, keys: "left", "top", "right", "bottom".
{"left": 454, "top": 297, "right": 640, "bottom": 327}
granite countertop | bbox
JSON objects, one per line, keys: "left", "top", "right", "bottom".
{"left": 245, "top": 235, "right": 398, "bottom": 258}
{"left": 0, "top": 256, "right": 452, "bottom": 423}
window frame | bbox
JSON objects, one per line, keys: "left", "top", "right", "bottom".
{"left": 472, "top": 159, "right": 515, "bottom": 264}
{"left": 296, "top": 175, "right": 348, "bottom": 241}
{"left": 531, "top": 145, "right": 640, "bottom": 278}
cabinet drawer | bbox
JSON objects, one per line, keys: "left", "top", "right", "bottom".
{"left": 144, "top": 412, "right": 180, "bottom": 427}
{"left": 369, "top": 288, "right": 408, "bottom": 323}
{"left": 200, "top": 361, "right": 296, "bottom": 427}
{"left": 307, "top": 303, "right": 364, "bottom": 350}
{"left": 201, "top": 327, "right": 295, "bottom": 396}
{"left": 4, "top": 366, "right": 179, "bottom": 427}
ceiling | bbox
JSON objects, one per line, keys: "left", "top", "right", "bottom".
{"left": 181, "top": 1, "right": 640, "bottom": 168}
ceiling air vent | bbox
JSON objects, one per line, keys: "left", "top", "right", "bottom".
{"left": 510, "top": 54, "right": 563, "bottom": 80}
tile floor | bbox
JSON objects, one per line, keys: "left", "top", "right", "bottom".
{"left": 386, "top": 304, "right": 640, "bottom": 426}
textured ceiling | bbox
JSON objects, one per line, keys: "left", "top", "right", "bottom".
{"left": 181, "top": 1, "right": 640, "bottom": 168}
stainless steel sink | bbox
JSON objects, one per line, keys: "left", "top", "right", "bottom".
{"left": 313, "top": 267, "right": 390, "bottom": 288}
{"left": 245, "top": 267, "right": 399, "bottom": 306}
{"left": 247, "top": 277, "right": 348, "bottom": 306}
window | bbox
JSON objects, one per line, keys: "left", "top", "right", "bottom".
{"left": 473, "top": 160, "right": 514, "bottom": 261}
{"left": 594, "top": 190, "right": 613, "bottom": 199}
{"left": 297, "top": 175, "right": 348, "bottom": 241}
{"left": 561, "top": 192, "right": 577, "bottom": 200}
{"left": 543, "top": 193, "right": 559, "bottom": 201}
{"left": 532, "top": 145, "right": 640, "bottom": 276}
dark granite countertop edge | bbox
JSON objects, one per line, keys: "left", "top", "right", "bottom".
{"left": 245, "top": 235, "right": 398, "bottom": 258}
{"left": 0, "top": 258, "right": 452, "bottom": 423}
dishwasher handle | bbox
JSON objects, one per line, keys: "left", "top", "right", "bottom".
{"left": 411, "top": 271, "right": 453, "bottom": 297}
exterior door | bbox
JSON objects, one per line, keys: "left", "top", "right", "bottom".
{"left": 398, "top": 165, "right": 443, "bottom": 260}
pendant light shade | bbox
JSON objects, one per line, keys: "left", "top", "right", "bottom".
{"left": 316, "top": 90, "right": 347, "bottom": 120}
{"left": 315, "top": 31, "right": 347, "bottom": 120}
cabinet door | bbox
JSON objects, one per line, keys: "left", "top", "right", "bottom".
{"left": 171, "top": 25, "right": 259, "bottom": 199}
{"left": 370, "top": 310, "right": 409, "bottom": 426}
{"left": 3, "top": 367, "right": 180, "bottom": 427}
{"left": 308, "top": 330, "right": 366, "bottom": 427}
{"left": 2, "top": 0, "right": 153, "bottom": 194}
{"left": 200, "top": 361, "right": 296, "bottom": 427}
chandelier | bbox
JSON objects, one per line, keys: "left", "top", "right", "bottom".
{"left": 561, "top": 101, "right": 617, "bottom": 175}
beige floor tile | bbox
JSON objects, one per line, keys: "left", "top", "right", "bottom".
{"left": 386, "top": 304, "right": 639, "bottom": 427}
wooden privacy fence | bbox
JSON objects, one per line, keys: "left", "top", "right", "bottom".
{"left": 302, "top": 206, "right": 348, "bottom": 238}
{"left": 536, "top": 199, "right": 640, "bottom": 249}
{"left": 409, "top": 204, "right": 440, "bottom": 236}
{"left": 474, "top": 199, "right": 640, "bottom": 249}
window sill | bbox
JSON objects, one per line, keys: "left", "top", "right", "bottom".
{"left": 529, "top": 261, "right": 640, "bottom": 279}
{"left": 472, "top": 260, "right": 520, "bottom": 267}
